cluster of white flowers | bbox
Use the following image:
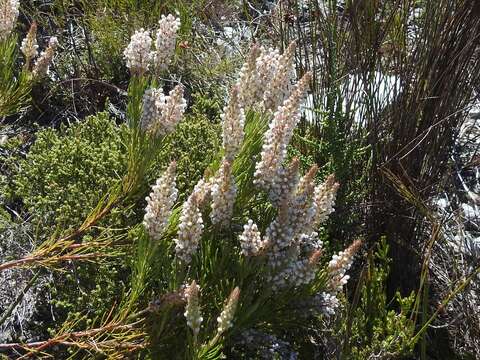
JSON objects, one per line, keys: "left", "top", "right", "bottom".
{"left": 210, "top": 161, "right": 237, "bottom": 227}
{"left": 123, "top": 29, "right": 152, "bottom": 76}
{"left": 327, "top": 239, "right": 362, "bottom": 292}
{"left": 266, "top": 184, "right": 319, "bottom": 288}
{"left": 184, "top": 280, "right": 202, "bottom": 335}
{"left": 263, "top": 204, "right": 294, "bottom": 269}
{"left": 20, "top": 22, "right": 38, "bottom": 65}
{"left": 153, "top": 14, "right": 181, "bottom": 71}
{"left": 268, "top": 170, "right": 343, "bottom": 291}
{"left": 256, "top": 47, "right": 281, "bottom": 99}
{"left": 174, "top": 184, "right": 205, "bottom": 264}
{"left": 233, "top": 40, "right": 302, "bottom": 115}
{"left": 271, "top": 249, "right": 323, "bottom": 289}
{"left": 235, "top": 61, "right": 342, "bottom": 292}
{"left": 191, "top": 178, "right": 211, "bottom": 208}
{"left": 222, "top": 86, "right": 245, "bottom": 161}
{"left": 316, "top": 292, "right": 340, "bottom": 317}
{"left": 236, "top": 44, "right": 262, "bottom": 109}
{"left": 269, "top": 157, "right": 300, "bottom": 207}
{"left": 287, "top": 166, "right": 318, "bottom": 236}
{"left": 239, "top": 219, "right": 266, "bottom": 256}
{"left": 298, "top": 231, "right": 323, "bottom": 255}
{"left": 260, "top": 162, "right": 339, "bottom": 290}
{"left": 124, "top": 14, "right": 180, "bottom": 75}
{"left": 140, "top": 88, "right": 164, "bottom": 130}
{"left": 313, "top": 174, "right": 340, "bottom": 226}
{"left": 141, "top": 85, "right": 187, "bottom": 137}
{"left": 32, "top": 36, "right": 58, "bottom": 78}
{"left": 253, "top": 72, "right": 311, "bottom": 192}
{"left": 263, "top": 41, "right": 296, "bottom": 112}
{"left": 156, "top": 85, "right": 187, "bottom": 136}
{"left": 143, "top": 161, "right": 177, "bottom": 240}
{"left": 0, "top": 0, "right": 19, "bottom": 40}
{"left": 237, "top": 45, "right": 281, "bottom": 109}
{"left": 168, "top": 45, "right": 307, "bottom": 266}
{"left": 237, "top": 44, "right": 294, "bottom": 111}
{"left": 217, "top": 287, "right": 240, "bottom": 334}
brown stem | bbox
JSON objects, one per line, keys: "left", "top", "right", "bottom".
{"left": 0, "top": 253, "right": 110, "bottom": 272}
{"left": 0, "top": 316, "right": 147, "bottom": 355}
{"left": 0, "top": 256, "right": 38, "bottom": 272}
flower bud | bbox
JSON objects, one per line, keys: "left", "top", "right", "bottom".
{"left": 217, "top": 287, "right": 240, "bottom": 334}
{"left": 184, "top": 280, "right": 202, "bottom": 335}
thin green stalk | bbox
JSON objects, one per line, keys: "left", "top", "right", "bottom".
{"left": 411, "top": 265, "right": 480, "bottom": 345}
{"left": 420, "top": 271, "right": 428, "bottom": 359}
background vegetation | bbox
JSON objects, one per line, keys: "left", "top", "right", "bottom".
{"left": 1, "top": 0, "right": 479, "bottom": 359}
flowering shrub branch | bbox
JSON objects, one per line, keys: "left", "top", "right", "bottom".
{"left": 1, "top": 2, "right": 59, "bottom": 117}
{"left": 111, "top": 29, "right": 363, "bottom": 359}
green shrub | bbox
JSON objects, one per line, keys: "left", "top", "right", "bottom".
{"left": 47, "top": 251, "right": 130, "bottom": 336}
{"left": 14, "top": 112, "right": 127, "bottom": 231}
{"left": 6, "top": 113, "right": 130, "bottom": 342}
